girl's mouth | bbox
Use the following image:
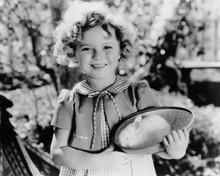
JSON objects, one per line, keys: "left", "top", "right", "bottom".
{"left": 91, "top": 64, "right": 107, "bottom": 69}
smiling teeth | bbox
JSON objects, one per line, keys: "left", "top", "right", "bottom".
{"left": 92, "top": 64, "right": 106, "bottom": 68}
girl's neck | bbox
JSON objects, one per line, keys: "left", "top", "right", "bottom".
{"left": 86, "top": 75, "right": 117, "bottom": 91}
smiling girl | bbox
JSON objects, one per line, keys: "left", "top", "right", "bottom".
{"left": 76, "top": 25, "right": 120, "bottom": 91}
{"left": 50, "top": 1, "right": 189, "bottom": 176}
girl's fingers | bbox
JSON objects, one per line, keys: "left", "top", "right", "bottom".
{"left": 166, "top": 134, "right": 174, "bottom": 144}
{"left": 177, "top": 130, "right": 185, "bottom": 140}
{"left": 168, "top": 134, "right": 173, "bottom": 142}
{"left": 163, "top": 136, "right": 169, "bottom": 146}
{"left": 171, "top": 130, "right": 179, "bottom": 142}
{"left": 163, "top": 128, "right": 189, "bottom": 146}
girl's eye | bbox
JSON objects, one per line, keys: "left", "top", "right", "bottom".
{"left": 104, "top": 46, "right": 113, "bottom": 50}
{"left": 81, "top": 47, "right": 93, "bottom": 52}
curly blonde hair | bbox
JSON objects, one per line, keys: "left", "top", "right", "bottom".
{"left": 53, "top": 0, "right": 136, "bottom": 66}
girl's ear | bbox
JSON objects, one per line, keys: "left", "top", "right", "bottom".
{"left": 117, "top": 53, "right": 121, "bottom": 60}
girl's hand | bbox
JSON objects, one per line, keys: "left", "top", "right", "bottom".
{"left": 95, "top": 144, "right": 131, "bottom": 169}
{"left": 162, "top": 129, "right": 189, "bottom": 159}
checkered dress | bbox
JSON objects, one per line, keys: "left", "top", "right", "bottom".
{"left": 58, "top": 76, "right": 157, "bottom": 176}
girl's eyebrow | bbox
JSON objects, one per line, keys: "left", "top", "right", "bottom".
{"left": 79, "top": 42, "right": 116, "bottom": 47}
{"left": 79, "top": 43, "right": 91, "bottom": 47}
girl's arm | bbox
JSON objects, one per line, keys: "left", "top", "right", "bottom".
{"left": 156, "top": 129, "right": 189, "bottom": 159}
{"left": 50, "top": 128, "right": 130, "bottom": 169}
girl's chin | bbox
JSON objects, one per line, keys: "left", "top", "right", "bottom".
{"left": 87, "top": 74, "right": 116, "bottom": 80}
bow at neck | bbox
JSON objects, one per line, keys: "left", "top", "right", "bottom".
{"left": 74, "top": 75, "right": 131, "bottom": 97}
{"left": 73, "top": 75, "right": 131, "bottom": 149}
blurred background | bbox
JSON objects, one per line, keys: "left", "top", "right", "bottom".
{"left": 1, "top": 0, "right": 220, "bottom": 175}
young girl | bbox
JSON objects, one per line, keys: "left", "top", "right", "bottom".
{"left": 50, "top": 1, "right": 189, "bottom": 176}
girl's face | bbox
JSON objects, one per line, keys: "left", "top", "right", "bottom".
{"left": 75, "top": 25, "right": 120, "bottom": 82}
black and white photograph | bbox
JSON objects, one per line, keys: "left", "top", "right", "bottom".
{"left": 1, "top": 0, "right": 220, "bottom": 175}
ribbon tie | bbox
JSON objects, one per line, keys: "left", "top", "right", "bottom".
{"left": 74, "top": 76, "right": 131, "bottom": 149}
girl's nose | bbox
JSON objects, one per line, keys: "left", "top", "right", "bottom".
{"left": 93, "top": 50, "right": 104, "bottom": 60}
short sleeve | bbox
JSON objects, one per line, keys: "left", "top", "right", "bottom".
{"left": 51, "top": 89, "right": 75, "bottom": 130}
{"left": 135, "top": 80, "right": 160, "bottom": 110}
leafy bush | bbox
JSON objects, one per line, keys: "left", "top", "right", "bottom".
{"left": 2, "top": 85, "right": 57, "bottom": 152}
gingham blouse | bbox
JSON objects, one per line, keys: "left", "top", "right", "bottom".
{"left": 51, "top": 76, "right": 159, "bottom": 176}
